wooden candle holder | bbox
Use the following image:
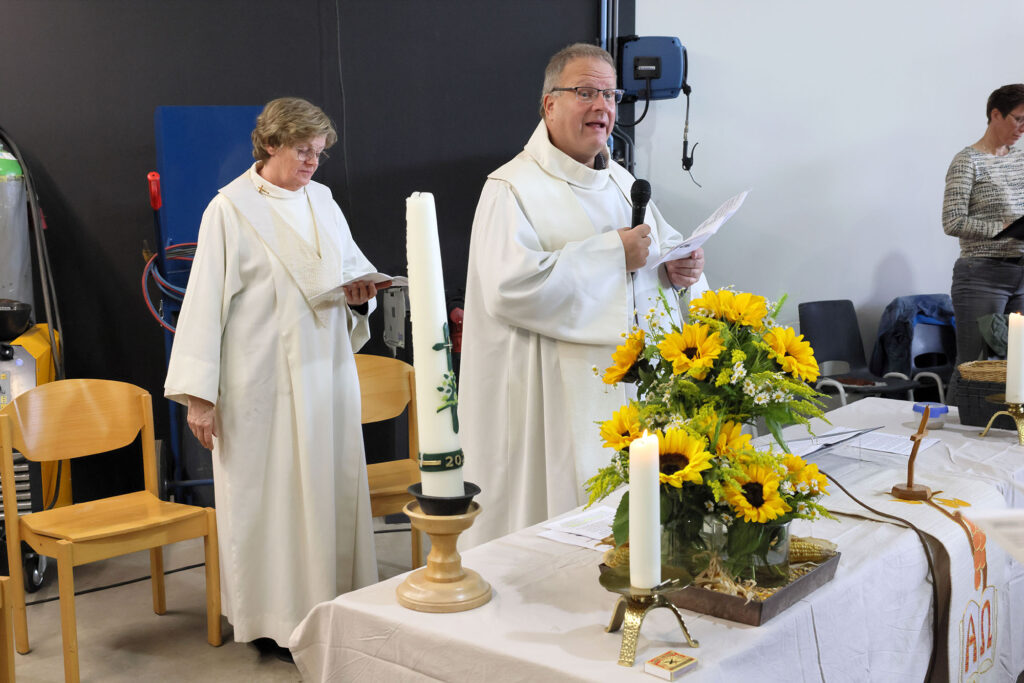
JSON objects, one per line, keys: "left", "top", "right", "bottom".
{"left": 396, "top": 501, "right": 491, "bottom": 613}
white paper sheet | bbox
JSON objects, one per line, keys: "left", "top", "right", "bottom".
{"left": 781, "top": 427, "right": 882, "bottom": 457}
{"left": 654, "top": 190, "right": 749, "bottom": 265}
{"left": 542, "top": 505, "right": 615, "bottom": 540}
{"left": 781, "top": 426, "right": 937, "bottom": 458}
{"left": 855, "top": 431, "right": 939, "bottom": 456}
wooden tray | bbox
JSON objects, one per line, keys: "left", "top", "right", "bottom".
{"left": 668, "top": 553, "right": 841, "bottom": 626}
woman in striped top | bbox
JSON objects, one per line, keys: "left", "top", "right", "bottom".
{"left": 943, "top": 84, "right": 1024, "bottom": 402}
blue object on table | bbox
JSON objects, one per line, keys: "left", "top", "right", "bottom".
{"left": 914, "top": 402, "right": 949, "bottom": 429}
{"left": 914, "top": 402, "right": 949, "bottom": 416}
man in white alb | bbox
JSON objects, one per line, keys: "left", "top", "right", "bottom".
{"left": 459, "top": 43, "right": 708, "bottom": 547}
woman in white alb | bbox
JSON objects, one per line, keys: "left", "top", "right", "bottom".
{"left": 165, "top": 98, "right": 386, "bottom": 660}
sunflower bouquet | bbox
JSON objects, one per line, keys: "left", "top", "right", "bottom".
{"left": 587, "top": 288, "right": 832, "bottom": 589}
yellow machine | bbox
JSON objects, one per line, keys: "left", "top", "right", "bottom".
{"left": 0, "top": 323, "right": 70, "bottom": 507}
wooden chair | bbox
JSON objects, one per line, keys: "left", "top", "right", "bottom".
{"left": 0, "top": 577, "right": 14, "bottom": 683}
{"left": 355, "top": 354, "right": 423, "bottom": 569}
{"left": 0, "top": 379, "right": 221, "bottom": 683}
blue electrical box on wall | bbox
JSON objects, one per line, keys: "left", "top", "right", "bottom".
{"left": 618, "top": 36, "right": 687, "bottom": 102}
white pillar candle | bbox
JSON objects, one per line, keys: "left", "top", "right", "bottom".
{"left": 628, "top": 431, "right": 661, "bottom": 589}
{"left": 406, "top": 192, "right": 464, "bottom": 498}
{"left": 1007, "top": 313, "right": 1024, "bottom": 403}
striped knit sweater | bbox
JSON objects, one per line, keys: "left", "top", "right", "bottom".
{"left": 942, "top": 145, "right": 1024, "bottom": 258}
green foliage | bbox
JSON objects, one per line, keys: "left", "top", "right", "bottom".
{"left": 612, "top": 493, "right": 630, "bottom": 547}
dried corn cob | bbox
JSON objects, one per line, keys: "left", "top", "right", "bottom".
{"left": 603, "top": 544, "right": 630, "bottom": 568}
{"left": 789, "top": 536, "right": 837, "bottom": 563}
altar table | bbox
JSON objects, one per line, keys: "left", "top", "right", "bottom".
{"left": 291, "top": 398, "right": 1024, "bottom": 682}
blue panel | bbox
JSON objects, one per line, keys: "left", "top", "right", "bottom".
{"left": 154, "top": 105, "right": 262, "bottom": 287}
{"left": 621, "top": 37, "right": 687, "bottom": 101}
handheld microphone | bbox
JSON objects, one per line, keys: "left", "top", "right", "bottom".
{"left": 630, "top": 179, "right": 651, "bottom": 228}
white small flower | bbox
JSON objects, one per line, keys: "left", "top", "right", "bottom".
{"left": 797, "top": 482, "right": 810, "bottom": 494}
{"left": 731, "top": 362, "right": 747, "bottom": 384}
{"left": 780, "top": 481, "right": 794, "bottom": 495}
{"left": 743, "top": 379, "right": 757, "bottom": 396}
{"left": 754, "top": 393, "right": 769, "bottom": 405}
{"left": 704, "top": 501, "right": 715, "bottom": 512}
{"left": 797, "top": 502, "right": 809, "bottom": 514}
{"left": 772, "top": 390, "right": 786, "bottom": 402}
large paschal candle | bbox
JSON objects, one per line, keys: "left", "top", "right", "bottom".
{"left": 406, "top": 192, "right": 464, "bottom": 498}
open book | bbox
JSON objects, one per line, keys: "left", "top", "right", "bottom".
{"left": 654, "top": 189, "right": 749, "bottom": 266}
{"left": 343, "top": 272, "right": 408, "bottom": 288}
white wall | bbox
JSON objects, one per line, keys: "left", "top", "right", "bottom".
{"left": 636, "top": 0, "right": 1023, "bottom": 350}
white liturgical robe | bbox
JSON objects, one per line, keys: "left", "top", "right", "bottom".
{"left": 459, "top": 122, "right": 707, "bottom": 548}
{"left": 165, "top": 165, "right": 378, "bottom": 645}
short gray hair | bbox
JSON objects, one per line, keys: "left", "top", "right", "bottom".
{"left": 539, "top": 43, "right": 616, "bottom": 116}
{"left": 251, "top": 97, "right": 338, "bottom": 162}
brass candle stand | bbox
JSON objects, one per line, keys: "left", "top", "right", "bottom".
{"left": 599, "top": 565, "right": 699, "bottom": 667}
{"left": 979, "top": 395, "right": 1024, "bottom": 445}
{"left": 395, "top": 498, "right": 492, "bottom": 613}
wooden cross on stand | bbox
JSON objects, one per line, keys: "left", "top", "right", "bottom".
{"left": 891, "top": 406, "right": 933, "bottom": 501}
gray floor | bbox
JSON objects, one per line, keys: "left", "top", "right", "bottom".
{"left": 10, "top": 518, "right": 417, "bottom": 682}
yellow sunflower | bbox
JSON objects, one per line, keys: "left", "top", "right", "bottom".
{"left": 690, "top": 289, "right": 767, "bottom": 330}
{"left": 656, "top": 428, "right": 713, "bottom": 487}
{"left": 658, "top": 324, "right": 725, "bottom": 380}
{"left": 603, "top": 330, "right": 646, "bottom": 384}
{"left": 725, "top": 464, "right": 792, "bottom": 523}
{"left": 600, "top": 404, "right": 642, "bottom": 451}
{"left": 794, "top": 461, "right": 829, "bottom": 494}
{"left": 763, "top": 326, "right": 820, "bottom": 382}
{"left": 712, "top": 420, "right": 752, "bottom": 456}
{"left": 782, "top": 454, "right": 808, "bottom": 473}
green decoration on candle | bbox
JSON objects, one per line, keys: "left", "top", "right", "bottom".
{"left": 432, "top": 322, "right": 460, "bottom": 433}
{"left": 419, "top": 448, "right": 465, "bottom": 472}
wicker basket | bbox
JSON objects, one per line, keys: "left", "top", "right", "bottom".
{"left": 956, "top": 361, "right": 1014, "bottom": 429}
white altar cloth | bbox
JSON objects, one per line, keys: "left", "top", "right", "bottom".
{"left": 290, "top": 398, "right": 1023, "bottom": 682}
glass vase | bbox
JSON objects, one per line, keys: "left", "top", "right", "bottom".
{"left": 724, "top": 519, "right": 792, "bottom": 588}
{"left": 661, "top": 514, "right": 727, "bottom": 578}
{"left": 661, "top": 517, "right": 708, "bottom": 577}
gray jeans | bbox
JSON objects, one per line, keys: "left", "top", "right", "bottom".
{"left": 947, "top": 256, "right": 1024, "bottom": 403}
